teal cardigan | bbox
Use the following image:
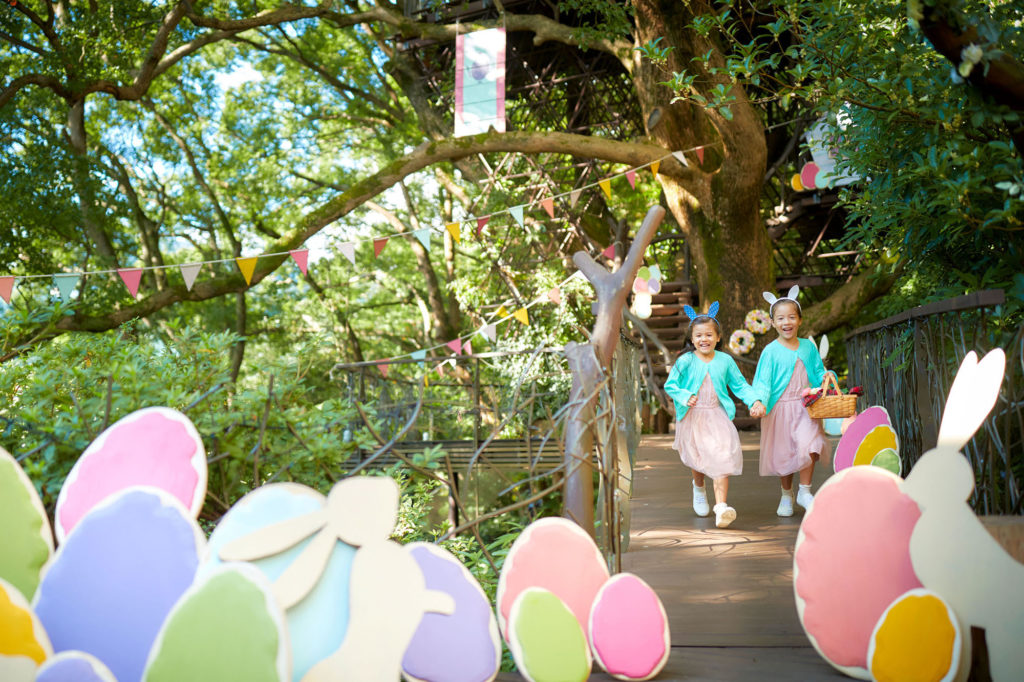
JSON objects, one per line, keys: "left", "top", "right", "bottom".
{"left": 753, "top": 338, "right": 827, "bottom": 413}
{"left": 664, "top": 351, "right": 761, "bottom": 420}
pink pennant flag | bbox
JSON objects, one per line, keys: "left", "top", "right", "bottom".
{"left": 373, "top": 238, "right": 389, "bottom": 259}
{"left": 696, "top": 146, "right": 705, "bottom": 164}
{"left": 626, "top": 169, "right": 636, "bottom": 189}
{"left": 436, "top": 363, "right": 444, "bottom": 377}
{"left": 290, "top": 249, "right": 309, "bottom": 275}
{"left": 377, "top": 362, "right": 390, "bottom": 378}
{"left": 117, "top": 268, "right": 143, "bottom": 298}
{"left": 0, "top": 276, "right": 13, "bottom": 304}
{"left": 339, "top": 242, "right": 356, "bottom": 265}
{"left": 602, "top": 244, "right": 616, "bottom": 260}
{"left": 446, "top": 339, "right": 462, "bottom": 354}
{"left": 476, "top": 216, "right": 489, "bottom": 238}
{"left": 462, "top": 339, "right": 473, "bottom": 355}
{"left": 547, "top": 287, "right": 561, "bottom": 305}
{"left": 541, "top": 198, "right": 555, "bottom": 218}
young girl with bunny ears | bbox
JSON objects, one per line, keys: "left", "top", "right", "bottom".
{"left": 664, "top": 302, "right": 766, "bottom": 528}
{"left": 753, "top": 286, "right": 831, "bottom": 517}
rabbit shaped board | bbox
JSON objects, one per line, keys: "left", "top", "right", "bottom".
{"left": 0, "top": 575, "right": 52, "bottom": 682}
{"left": 808, "top": 336, "right": 845, "bottom": 437}
{"left": 901, "top": 349, "right": 1024, "bottom": 682}
{"left": 0, "top": 447, "right": 54, "bottom": 602}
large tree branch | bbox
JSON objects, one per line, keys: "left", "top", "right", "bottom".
{"left": 802, "top": 266, "right": 900, "bottom": 336}
{"left": 0, "top": 73, "right": 72, "bottom": 109}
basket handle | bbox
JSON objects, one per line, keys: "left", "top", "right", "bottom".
{"left": 819, "top": 371, "right": 841, "bottom": 395}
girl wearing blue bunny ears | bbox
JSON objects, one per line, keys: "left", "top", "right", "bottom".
{"left": 752, "top": 286, "right": 831, "bottom": 517}
{"left": 664, "top": 302, "right": 766, "bottom": 528}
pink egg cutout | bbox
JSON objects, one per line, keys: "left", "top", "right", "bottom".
{"left": 496, "top": 517, "right": 610, "bottom": 641}
{"left": 800, "top": 162, "right": 821, "bottom": 190}
{"left": 55, "top": 407, "right": 206, "bottom": 543}
{"left": 794, "top": 466, "right": 923, "bottom": 677}
{"left": 834, "top": 406, "right": 893, "bottom": 472}
{"left": 633, "top": 278, "right": 649, "bottom": 294}
{"left": 588, "top": 574, "right": 670, "bottom": 681}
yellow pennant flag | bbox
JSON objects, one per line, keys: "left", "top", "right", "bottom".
{"left": 446, "top": 222, "right": 461, "bottom": 243}
{"left": 423, "top": 374, "right": 430, "bottom": 388}
{"left": 497, "top": 305, "right": 509, "bottom": 319}
{"left": 650, "top": 160, "right": 660, "bottom": 177}
{"left": 513, "top": 307, "right": 529, "bottom": 326}
{"left": 235, "top": 257, "right": 258, "bottom": 285}
{"left": 598, "top": 179, "right": 612, "bottom": 199}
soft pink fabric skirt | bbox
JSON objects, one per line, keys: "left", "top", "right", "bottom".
{"left": 673, "top": 375, "right": 742, "bottom": 479}
{"left": 759, "top": 360, "right": 830, "bottom": 476}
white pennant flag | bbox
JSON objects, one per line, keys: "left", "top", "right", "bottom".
{"left": 339, "top": 242, "right": 356, "bottom": 265}
{"left": 672, "top": 151, "right": 689, "bottom": 167}
{"left": 480, "top": 323, "right": 497, "bottom": 342}
{"left": 569, "top": 189, "right": 582, "bottom": 208}
{"left": 180, "top": 263, "right": 202, "bottom": 292}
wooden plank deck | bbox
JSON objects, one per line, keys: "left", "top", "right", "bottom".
{"left": 501, "top": 432, "right": 847, "bottom": 681}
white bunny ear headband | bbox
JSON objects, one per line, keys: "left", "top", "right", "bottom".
{"left": 683, "top": 301, "right": 720, "bottom": 324}
{"left": 762, "top": 285, "right": 801, "bottom": 314}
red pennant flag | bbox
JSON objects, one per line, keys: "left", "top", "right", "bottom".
{"left": 602, "top": 244, "right": 616, "bottom": 260}
{"left": 0, "top": 276, "right": 13, "bottom": 304}
{"left": 626, "top": 170, "right": 636, "bottom": 189}
{"left": 290, "top": 249, "right": 309, "bottom": 275}
{"left": 446, "top": 339, "right": 462, "bottom": 354}
{"left": 476, "top": 216, "right": 489, "bottom": 238}
{"left": 547, "top": 287, "right": 561, "bottom": 305}
{"left": 117, "top": 268, "right": 143, "bottom": 298}
{"left": 373, "top": 238, "right": 389, "bottom": 258}
{"left": 541, "top": 198, "right": 555, "bottom": 218}
{"left": 696, "top": 146, "right": 705, "bottom": 164}
{"left": 377, "top": 362, "right": 389, "bottom": 378}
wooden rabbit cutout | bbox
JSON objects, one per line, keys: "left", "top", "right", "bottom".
{"left": 902, "top": 349, "right": 1024, "bottom": 682}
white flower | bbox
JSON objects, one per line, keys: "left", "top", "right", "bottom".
{"left": 961, "top": 44, "right": 983, "bottom": 65}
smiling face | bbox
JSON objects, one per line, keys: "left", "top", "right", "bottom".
{"left": 690, "top": 319, "right": 720, "bottom": 357}
{"left": 771, "top": 301, "right": 802, "bottom": 341}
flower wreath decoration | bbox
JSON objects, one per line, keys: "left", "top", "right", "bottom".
{"left": 729, "top": 329, "right": 755, "bottom": 355}
{"left": 745, "top": 309, "right": 772, "bottom": 334}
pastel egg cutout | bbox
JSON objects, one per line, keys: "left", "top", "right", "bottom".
{"left": 794, "top": 466, "right": 923, "bottom": 678}
{"left": 0, "top": 447, "right": 53, "bottom": 601}
{"left": 648, "top": 278, "right": 662, "bottom": 294}
{"left": 834, "top": 406, "right": 893, "bottom": 472}
{"left": 143, "top": 564, "right": 289, "bottom": 682}
{"left": 402, "top": 543, "right": 500, "bottom": 682}
{"left": 868, "top": 589, "right": 962, "bottom": 682}
{"left": 822, "top": 418, "right": 844, "bottom": 437}
{"left": 508, "top": 588, "right": 591, "bottom": 682}
{"left": 853, "top": 425, "right": 899, "bottom": 467}
{"left": 0, "top": 576, "right": 52, "bottom": 682}
{"left": 588, "top": 574, "right": 669, "bottom": 681}
{"left": 33, "top": 488, "right": 205, "bottom": 682}
{"left": 637, "top": 267, "right": 650, "bottom": 280}
{"left": 204, "top": 483, "right": 355, "bottom": 682}
{"left": 35, "top": 651, "right": 118, "bottom": 682}
{"left": 871, "top": 448, "right": 902, "bottom": 476}
{"left": 800, "top": 162, "right": 820, "bottom": 190}
{"left": 791, "top": 173, "right": 804, "bottom": 191}
{"left": 497, "top": 517, "right": 610, "bottom": 641}
{"left": 633, "top": 277, "right": 649, "bottom": 294}
{"left": 55, "top": 407, "right": 206, "bottom": 542}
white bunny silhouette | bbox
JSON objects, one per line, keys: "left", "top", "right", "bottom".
{"left": 901, "top": 349, "right": 1024, "bottom": 682}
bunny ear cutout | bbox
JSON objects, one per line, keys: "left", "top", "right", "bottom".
{"left": 937, "top": 349, "right": 1006, "bottom": 450}
{"left": 787, "top": 285, "right": 800, "bottom": 301}
{"left": 707, "top": 301, "right": 720, "bottom": 319}
{"left": 762, "top": 292, "right": 778, "bottom": 306}
{"left": 820, "top": 334, "right": 829, "bottom": 361}
{"left": 682, "top": 305, "right": 698, "bottom": 321}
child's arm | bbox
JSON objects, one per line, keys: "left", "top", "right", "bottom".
{"left": 727, "top": 358, "right": 766, "bottom": 418}
{"left": 663, "top": 356, "right": 694, "bottom": 406}
{"left": 751, "top": 345, "right": 772, "bottom": 406}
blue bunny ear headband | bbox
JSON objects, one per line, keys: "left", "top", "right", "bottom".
{"left": 762, "top": 285, "right": 801, "bottom": 314}
{"left": 683, "top": 301, "right": 720, "bottom": 321}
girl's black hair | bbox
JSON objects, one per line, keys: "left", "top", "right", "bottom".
{"left": 770, "top": 299, "right": 802, "bottom": 318}
{"left": 679, "top": 315, "right": 721, "bottom": 355}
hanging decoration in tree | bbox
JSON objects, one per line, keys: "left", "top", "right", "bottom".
{"left": 455, "top": 28, "right": 506, "bottom": 137}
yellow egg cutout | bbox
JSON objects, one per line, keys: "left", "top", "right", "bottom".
{"left": 868, "top": 588, "right": 963, "bottom": 682}
{"left": 791, "top": 173, "right": 805, "bottom": 192}
{"left": 853, "top": 425, "right": 899, "bottom": 467}
{"left": 0, "top": 577, "right": 52, "bottom": 681}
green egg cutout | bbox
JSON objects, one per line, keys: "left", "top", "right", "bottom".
{"left": 637, "top": 267, "right": 650, "bottom": 280}
{"left": 0, "top": 448, "right": 53, "bottom": 601}
{"left": 871, "top": 448, "right": 901, "bottom": 475}
{"left": 507, "top": 588, "right": 591, "bottom": 682}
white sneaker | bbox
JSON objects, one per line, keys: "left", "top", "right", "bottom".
{"left": 713, "top": 503, "right": 736, "bottom": 528}
{"left": 692, "top": 484, "right": 710, "bottom": 517}
{"left": 797, "top": 485, "right": 814, "bottom": 510}
{"left": 777, "top": 491, "right": 794, "bottom": 517}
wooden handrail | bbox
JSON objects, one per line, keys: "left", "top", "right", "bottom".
{"left": 845, "top": 289, "right": 1005, "bottom": 339}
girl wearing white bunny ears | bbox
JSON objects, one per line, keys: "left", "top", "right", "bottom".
{"left": 752, "top": 286, "right": 831, "bottom": 517}
{"left": 664, "top": 302, "right": 766, "bottom": 528}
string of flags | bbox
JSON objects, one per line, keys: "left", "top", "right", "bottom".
{"left": 0, "top": 143, "right": 715, "bottom": 307}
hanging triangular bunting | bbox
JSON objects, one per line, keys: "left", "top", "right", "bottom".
{"left": 481, "top": 323, "right": 497, "bottom": 342}
{"left": 651, "top": 160, "right": 660, "bottom": 177}
{"left": 696, "top": 146, "right": 705, "bottom": 164}
{"left": 445, "top": 222, "right": 461, "bottom": 243}
{"left": 569, "top": 189, "right": 582, "bottom": 208}
{"left": 289, "top": 249, "right": 309, "bottom": 275}
{"left": 340, "top": 242, "right": 356, "bottom": 265}
{"left": 513, "top": 308, "right": 529, "bottom": 326}
{"left": 510, "top": 205, "right": 525, "bottom": 226}
{"left": 547, "top": 287, "right": 561, "bottom": 305}
{"left": 436, "top": 363, "right": 444, "bottom": 377}
{"left": 373, "top": 238, "right": 389, "bottom": 259}
{"left": 541, "top": 198, "right": 555, "bottom": 218}
{"left": 411, "top": 349, "right": 426, "bottom": 368}
{"left": 672, "top": 151, "right": 689, "bottom": 167}
{"left": 602, "top": 244, "right": 616, "bottom": 260}
{"left": 598, "top": 179, "right": 612, "bottom": 199}
{"left": 54, "top": 274, "right": 79, "bottom": 303}
{"left": 117, "top": 268, "right": 143, "bottom": 298}
{"left": 626, "top": 170, "right": 636, "bottom": 189}
{"left": 180, "top": 263, "right": 202, "bottom": 291}
{"left": 377, "top": 362, "right": 389, "bottom": 378}
{"left": 446, "top": 339, "right": 462, "bottom": 354}
{"left": 496, "top": 305, "right": 509, "bottom": 319}
{"left": 424, "top": 374, "right": 430, "bottom": 387}
{"left": 0, "top": 276, "right": 14, "bottom": 304}
{"left": 476, "top": 216, "right": 489, "bottom": 238}
{"left": 235, "top": 257, "right": 258, "bottom": 285}
{"left": 413, "top": 229, "right": 432, "bottom": 251}
{"left": 462, "top": 339, "right": 473, "bottom": 355}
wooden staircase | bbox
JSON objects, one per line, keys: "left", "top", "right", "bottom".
{"left": 632, "top": 281, "right": 695, "bottom": 433}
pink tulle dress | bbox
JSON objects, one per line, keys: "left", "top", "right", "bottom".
{"left": 759, "top": 359, "right": 831, "bottom": 476}
{"left": 673, "top": 374, "right": 743, "bottom": 479}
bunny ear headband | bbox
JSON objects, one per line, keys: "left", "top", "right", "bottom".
{"left": 762, "top": 285, "right": 801, "bottom": 313}
{"left": 683, "top": 301, "right": 720, "bottom": 321}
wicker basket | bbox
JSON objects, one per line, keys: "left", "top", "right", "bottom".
{"left": 806, "top": 372, "right": 858, "bottom": 419}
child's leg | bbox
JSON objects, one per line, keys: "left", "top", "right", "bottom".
{"left": 777, "top": 474, "right": 795, "bottom": 517}
{"left": 691, "top": 470, "right": 709, "bottom": 517}
{"left": 796, "top": 453, "right": 819, "bottom": 509}
{"left": 693, "top": 471, "right": 706, "bottom": 488}
{"left": 712, "top": 476, "right": 729, "bottom": 505}
{"left": 712, "top": 477, "right": 736, "bottom": 528}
